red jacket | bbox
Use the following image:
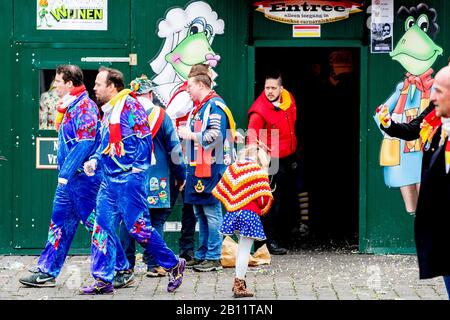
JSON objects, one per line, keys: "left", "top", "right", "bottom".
{"left": 247, "top": 89, "right": 297, "bottom": 158}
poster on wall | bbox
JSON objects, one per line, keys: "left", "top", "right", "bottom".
{"left": 370, "top": 0, "right": 394, "bottom": 53}
{"left": 36, "top": 0, "right": 108, "bottom": 31}
{"left": 253, "top": 0, "right": 365, "bottom": 25}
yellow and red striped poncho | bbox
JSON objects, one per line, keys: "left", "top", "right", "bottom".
{"left": 212, "top": 160, "right": 273, "bottom": 215}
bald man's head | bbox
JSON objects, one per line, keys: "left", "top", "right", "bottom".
{"left": 431, "top": 66, "right": 450, "bottom": 118}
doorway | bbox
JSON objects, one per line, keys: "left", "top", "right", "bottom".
{"left": 255, "top": 46, "right": 360, "bottom": 248}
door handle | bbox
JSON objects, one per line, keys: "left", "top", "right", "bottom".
{"left": 81, "top": 54, "right": 137, "bottom": 66}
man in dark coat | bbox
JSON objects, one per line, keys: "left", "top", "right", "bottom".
{"left": 377, "top": 66, "right": 450, "bottom": 299}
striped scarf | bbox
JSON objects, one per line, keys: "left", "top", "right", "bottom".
{"left": 212, "top": 160, "right": 273, "bottom": 215}
{"left": 420, "top": 108, "right": 441, "bottom": 151}
{"left": 101, "top": 89, "right": 132, "bottom": 157}
{"left": 55, "top": 85, "right": 86, "bottom": 131}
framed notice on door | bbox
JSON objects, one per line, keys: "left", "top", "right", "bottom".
{"left": 36, "top": 0, "right": 108, "bottom": 31}
{"left": 36, "top": 137, "right": 58, "bottom": 169}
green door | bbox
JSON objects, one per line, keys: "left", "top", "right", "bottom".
{"left": 12, "top": 46, "right": 131, "bottom": 253}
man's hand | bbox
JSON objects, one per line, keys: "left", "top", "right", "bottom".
{"left": 84, "top": 159, "right": 97, "bottom": 176}
{"left": 234, "top": 131, "right": 245, "bottom": 143}
{"left": 178, "top": 127, "right": 194, "bottom": 140}
{"left": 57, "top": 177, "right": 68, "bottom": 187}
{"left": 176, "top": 179, "right": 186, "bottom": 191}
{"left": 377, "top": 105, "right": 391, "bottom": 128}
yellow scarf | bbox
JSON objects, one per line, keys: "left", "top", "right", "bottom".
{"left": 277, "top": 89, "right": 292, "bottom": 111}
{"left": 102, "top": 89, "right": 132, "bottom": 157}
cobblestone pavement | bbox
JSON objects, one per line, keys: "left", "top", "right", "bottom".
{"left": 0, "top": 250, "right": 447, "bottom": 300}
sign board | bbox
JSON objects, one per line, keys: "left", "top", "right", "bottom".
{"left": 36, "top": 0, "right": 108, "bottom": 31}
{"left": 254, "top": 0, "right": 365, "bottom": 25}
{"left": 36, "top": 137, "right": 58, "bottom": 169}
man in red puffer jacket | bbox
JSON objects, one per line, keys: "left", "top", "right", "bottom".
{"left": 247, "top": 71, "right": 299, "bottom": 255}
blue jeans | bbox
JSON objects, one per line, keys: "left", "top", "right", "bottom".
{"left": 175, "top": 187, "right": 196, "bottom": 257}
{"left": 444, "top": 276, "right": 450, "bottom": 300}
{"left": 193, "top": 202, "right": 223, "bottom": 261}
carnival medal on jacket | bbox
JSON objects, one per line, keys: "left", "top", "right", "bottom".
{"left": 55, "top": 85, "right": 87, "bottom": 131}
{"left": 195, "top": 180, "right": 205, "bottom": 193}
{"left": 101, "top": 89, "right": 132, "bottom": 157}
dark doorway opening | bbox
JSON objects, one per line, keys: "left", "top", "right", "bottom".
{"left": 255, "top": 47, "right": 360, "bottom": 249}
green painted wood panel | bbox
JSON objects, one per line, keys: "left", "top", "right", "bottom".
{"left": 0, "top": 1, "right": 14, "bottom": 251}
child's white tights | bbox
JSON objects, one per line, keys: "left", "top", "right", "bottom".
{"left": 236, "top": 236, "right": 254, "bottom": 279}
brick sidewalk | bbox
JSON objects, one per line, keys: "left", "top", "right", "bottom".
{"left": 0, "top": 251, "right": 447, "bottom": 300}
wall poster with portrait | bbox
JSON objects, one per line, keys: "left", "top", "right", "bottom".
{"left": 371, "top": 22, "right": 393, "bottom": 53}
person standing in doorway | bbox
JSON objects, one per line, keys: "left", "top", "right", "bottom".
{"left": 177, "top": 64, "right": 236, "bottom": 272}
{"left": 80, "top": 67, "right": 185, "bottom": 294}
{"left": 247, "top": 71, "right": 298, "bottom": 255}
{"left": 19, "top": 65, "right": 101, "bottom": 287}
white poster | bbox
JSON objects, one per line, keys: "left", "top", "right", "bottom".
{"left": 36, "top": 0, "right": 108, "bottom": 31}
{"left": 371, "top": 0, "right": 393, "bottom": 53}
{"left": 371, "top": 0, "right": 394, "bottom": 23}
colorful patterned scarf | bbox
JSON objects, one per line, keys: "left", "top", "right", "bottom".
{"left": 419, "top": 108, "right": 441, "bottom": 151}
{"left": 55, "top": 85, "right": 86, "bottom": 131}
{"left": 101, "top": 89, "right": 132, "bottom": 157}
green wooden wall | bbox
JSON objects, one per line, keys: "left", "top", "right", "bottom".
{"left": 0, "top": 1, "right": 14, "bottom": 252}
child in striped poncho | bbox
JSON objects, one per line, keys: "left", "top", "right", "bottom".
{"left": 212, "top": 144, "right": 273, "bottom": 298}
